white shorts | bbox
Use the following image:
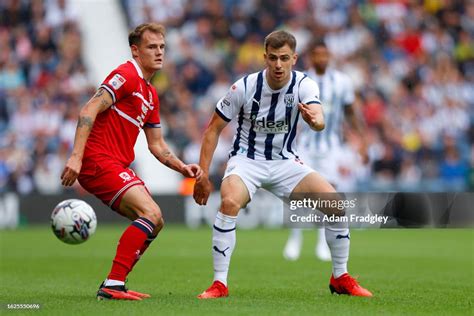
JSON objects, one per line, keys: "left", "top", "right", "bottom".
{"left": 223, "top": 155, "right": 314, "bottom": 200}
{"left": 298, "top": 149, "right": 340, "bottom": 186}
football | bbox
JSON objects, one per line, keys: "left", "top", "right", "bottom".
{"left": 51, "top": 199, "right": 97, "bottom": 244}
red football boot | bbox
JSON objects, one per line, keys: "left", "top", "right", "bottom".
{"left": 97, "top": 282, "right": 150, "bottom": 301}
{"left": 97, "top": 286, "right": 142, "bottom": 301}
{"left": 197, "top": 281, "right": 229, "bottom": 299}
{"left": 329, "top": 273, "right": 373, "bottom": 297}
{"left": 127, "top": 289, "right": 151, "bottom": 299}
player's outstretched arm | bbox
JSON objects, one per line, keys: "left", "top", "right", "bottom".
{"left": 145, "top": 127, "right": 202, "bottom": 178}
{"left": 298, "top": 102, "right": 325, "bottom": 131}
{"left": 193, "top": 112, "right": 228, "bottom": 205}
{"left": 61, "top": 88, "right": 113, "bottom": 186}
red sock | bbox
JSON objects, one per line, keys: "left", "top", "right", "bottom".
{"left": 130, "top": 236, "right": 156, "bottom": 271}
{"left": 107, "top": 217, "right": 155, "bottom": 281}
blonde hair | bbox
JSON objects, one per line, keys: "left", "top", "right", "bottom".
{"left": 128, "top": 23, "right": 166, "bottom": 46}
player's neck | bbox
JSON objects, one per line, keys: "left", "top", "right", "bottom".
{"left": 265, "top": 70, "right": 291, "bottom": 90}
{"left": 139, "top": 66, "right": 155, "bottom": 82}
{"left": 133, "top": 58, "right": 155, "bottom": 82}
{"left": 142, "top": 70, "right": 155, "bottom": 82}
{"left": 314, "top": 67, "right": 326, "bottom": 76}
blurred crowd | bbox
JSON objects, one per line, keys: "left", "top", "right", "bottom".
{"left": 1, "top": 0, "right": 473, "bottom": 195}
{"left": 1, "top": 0, "right": 95, "bottom": 194}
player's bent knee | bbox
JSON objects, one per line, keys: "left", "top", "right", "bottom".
{"left": 138, "top": 203, "right": 163, "bottom": 226}
{"left": 146, "top": 210, "right": 163, "bottom": 226}
{"left": 220, "top": 197, "right": 241, "bottom": 215}
{"left": 155, "top": 216, "right": 165, "bottom": 231}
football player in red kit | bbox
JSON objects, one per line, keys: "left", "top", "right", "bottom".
{"left": 61, "top": 23, "right": 202, "bottom": 301}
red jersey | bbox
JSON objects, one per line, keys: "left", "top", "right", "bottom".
{"left": 83, "top": 59, "right": 161, "bottom": 167}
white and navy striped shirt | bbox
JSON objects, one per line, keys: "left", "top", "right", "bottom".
{"left": 299, "top": 68, "right": 355, "bottom": 156}
{"left": 216, "top": 70, "right": 320, "bottom": 160}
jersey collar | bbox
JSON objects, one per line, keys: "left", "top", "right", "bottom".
{"left": 130, "top": 59, "right": 145, "bottom": 80}
{"left": 263, "top": 69, "right": 293, "bottom": 93}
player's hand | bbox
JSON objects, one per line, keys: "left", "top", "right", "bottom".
{"left": 298, "top": 103, "right": 324, "bottom": 131}
{"left": 61, "top": 155, "right": 82, "bottom": 187}
{"left": 193, "top": 176, "right": 212, "bottom": 205}
{"left": 181, "top": 164, "right": 203, "bottom": 178}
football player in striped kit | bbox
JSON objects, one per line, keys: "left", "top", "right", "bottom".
{"left": 283, "top": 38, "right": 368, "bottom": 262}
{"left": 193, "top": 31, "right": 372, "bottom": 299}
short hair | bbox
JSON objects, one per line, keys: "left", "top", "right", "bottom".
{"left": 128, "top": 23, "right": 166, "bottom": 47}
{"left": 308, "top": 38, "right": 327, "bottom": 51}
{"left": 264, "top": 30, "right": 297, "bottom": 52}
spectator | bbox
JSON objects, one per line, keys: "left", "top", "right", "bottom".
{"left": 1, "top": 0, "right": 472, "bottom": 194}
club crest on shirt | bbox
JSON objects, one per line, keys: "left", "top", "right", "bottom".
{"left": 119, "top": 171, "right": 132, "bottom": 183}
{"left": 284, "top": 94, "right": 294, "bottom": 107}
{"left": 108, "top": 74, "right": 126, "bottom": 90}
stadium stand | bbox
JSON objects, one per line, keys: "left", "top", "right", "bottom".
{"left": 1, "top": 0, "right": 472, "bottom": 195}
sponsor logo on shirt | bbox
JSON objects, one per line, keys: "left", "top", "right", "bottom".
{"left": 220, "top": 91, "right": 232, "bottom": 109}
{"left": 252, "top": 116, "right": 289, "bottom": 134}
{"left": 132, "top": 91, "right": 154, "bottom": 127}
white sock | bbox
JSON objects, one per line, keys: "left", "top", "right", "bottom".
{"left": 325, "top": 225, "right": 350, "bottom": 278}
{"left": 318, "top": 227, "right": 327, "bottom": 245}
{"left": 212, "top": 211, "right": 237, "bottom": 286}
{"left": 289, "top": 228, "right": 303, "bottom": 240}
{"left": 104, "top": 279, "right": 125, "bottom": 287}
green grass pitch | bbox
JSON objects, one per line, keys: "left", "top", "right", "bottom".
{"left": 1, "top": 226, "right": 473, "bottom": 315}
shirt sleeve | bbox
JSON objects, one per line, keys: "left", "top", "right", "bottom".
{"left": 298, "top": 76, "right": 321, "bottom": 106}
{"left": 100, "top": 69, "right": 134, "bottom": 104}
{"left": 215, "top": 78, "right": 245, "bottom": 122}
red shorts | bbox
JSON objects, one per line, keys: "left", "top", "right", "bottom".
{"left": 78, "top": 156, "right": 145, "bottom": 211}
